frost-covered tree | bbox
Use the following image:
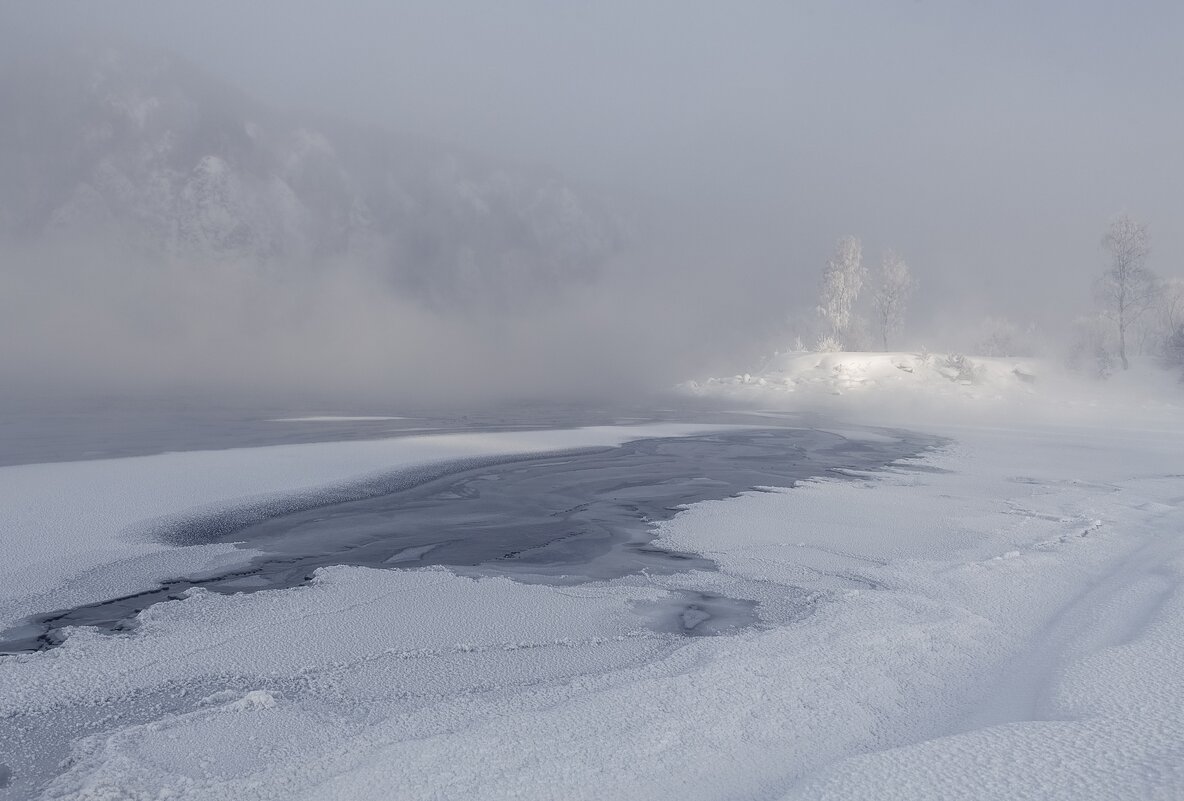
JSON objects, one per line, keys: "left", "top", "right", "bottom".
{"left": 817, "top": 236, "right": 865, "bottom": 348}
{"left": 1097, "top": 215, "right": 1156, "bottom": 370}
{"left": 975, "top": 316, "right": 1042, "bottom": 357}
{"left": 1145, "top": 277, "right": 1184, "bottom": 358}
{"left": 872, "top": 250, "right": 913, "bottom": 350}
{"left": 1162, "top": 324, "right": 1184, "bottom": 372}
{"left": 1068, "top": 313, "right": 1118, "bottom": 379}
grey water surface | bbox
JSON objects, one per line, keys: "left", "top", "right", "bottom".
{"left": 0, "top": 394, "right": 697, "bottom": 467}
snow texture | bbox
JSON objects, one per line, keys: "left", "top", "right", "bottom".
{"left": 683, "top": 349, "right": 1184, "bottom": 425}
{"left": 3, "top": 415, "right": 1184, "bottom": 800}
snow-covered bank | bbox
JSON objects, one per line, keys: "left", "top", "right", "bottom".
{"left": 3, "top": 418, "right": 1183, "bottom": 799}
{"left": 682, "top": 350, "right": 1184, "bottom": 425}
{"left": 0, "top": 424, "right": 727, "bottom": 630}
{"left": 670, "top": 421, "right": 1184, "bottom": 800}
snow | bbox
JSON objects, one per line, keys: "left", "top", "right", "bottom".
{"left": 683, "top": 350, "right": 1043, "bottom": 413}
{"left": 3, "top": 414, "right": 1183, "bottom": 800}
{"left": 220, "top": 691, "right": 278, "bottom": 713}
{"left": 682, "top": 349, "right": 1184, "bottom": 425}
{"left": 4, "top": 363, "right": 1184, "bottom": 799}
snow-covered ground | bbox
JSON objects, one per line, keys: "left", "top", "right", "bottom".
{"left": 2, "top": 387, "right": 1183, "bottom": 799}
{"left": 683, "top": 349, "right": 1184, "bottom": 425}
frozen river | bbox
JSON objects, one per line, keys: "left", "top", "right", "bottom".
{"left": 0, "top": 417, "right": 934, "bottom": 653}
{"left": 0, "top": 400, "right": 937, "bottom": 797}
{"left": 5, "top": 399, "right": 1178, "bottom": 801}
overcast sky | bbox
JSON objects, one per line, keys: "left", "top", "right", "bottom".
{"left": 5, "top": 0, "right": 1184, "bottom": 340}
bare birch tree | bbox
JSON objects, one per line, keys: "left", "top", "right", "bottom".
{"left": 872, "top": 250, "right": 913, "bottom": 350}
{"left": 1097, "top": 215, "right": 1155, "bottom": 370}
{"left": 1147, "top": 276, "right": 1184, "bottom": 357}
{"left": 817, "top": 236, "right": 865, "bottom": 348}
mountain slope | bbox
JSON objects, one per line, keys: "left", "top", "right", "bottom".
{"left": 0, "top": 45, "right": 623, "bottom": 307}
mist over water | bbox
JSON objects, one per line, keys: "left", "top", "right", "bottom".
{"left": 0, "top": 237, "right": 767, "bottom": 405}
{"left": 2, "top": 2, "right": 1182, "bottom": 405}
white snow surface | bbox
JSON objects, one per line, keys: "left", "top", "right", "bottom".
{"left": 683, "top": 350, "right": 1184, "bottom": 425}
{"left": 3, "top": 415, "right": 1184, "bottom": 799}
{"left": 0, "top": 424, "right": 724, "bottom": 628}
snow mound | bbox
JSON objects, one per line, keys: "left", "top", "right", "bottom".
{"left": 198, "top": 690, "right": 280, "bottom": 713}
{"left": 689, "top": 351, "right": 1037, "bottom": 398}
{"left": 226, "top": 691, "right": 279, "bottom": 712}
{"left": 682, "top": 350, "right": 1182, "bottom": 425}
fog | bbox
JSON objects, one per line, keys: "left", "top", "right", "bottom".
{"left": 2, "top": 1, "right": 1183, "bottom": 404}
{"left": 0, "top": 237, "right": 770, "bottom": 405}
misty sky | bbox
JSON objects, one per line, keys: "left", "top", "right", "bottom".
{"left": 4, "top": 1, "right": 1184, "bottom": 368}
